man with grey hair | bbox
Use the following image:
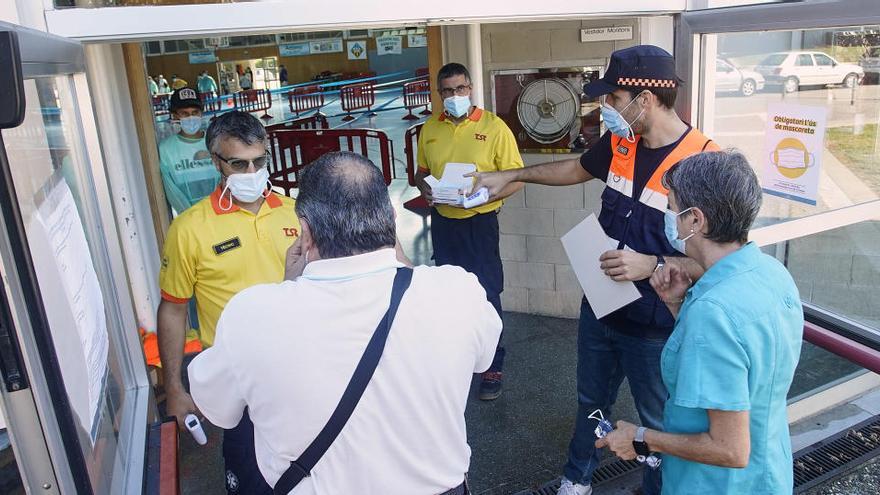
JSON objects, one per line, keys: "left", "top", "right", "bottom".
{"left": 158, "top": 110, "right": 300, "bottom": 494}
{"left": 599, "top": 150, "right": 802, "bottom": 495}
{"left": 189, "top": 151, "right": 502, "bottom": 494}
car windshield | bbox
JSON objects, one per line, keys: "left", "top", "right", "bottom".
{"left": 759, "top": 54, "right": 788, "bottom": 66}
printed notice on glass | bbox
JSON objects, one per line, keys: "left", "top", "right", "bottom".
{"left": 561, "top": 214, "right": 641, "bottom": 319}
{"left": 29, "top": 178, "right": 108, "bottom": 444}
{"left": 762, "top": 103, "right": 827, "bottom": 205}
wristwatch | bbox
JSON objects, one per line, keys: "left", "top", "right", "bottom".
{"left": 653, "top": 255, "right": 666, "bottom": 273}
{"left": 633, "top": 426, "right": 651, "bottom": 457}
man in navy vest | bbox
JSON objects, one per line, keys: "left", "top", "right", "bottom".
{"left": 470, "top": 45, "right": 718, "bottom": 495}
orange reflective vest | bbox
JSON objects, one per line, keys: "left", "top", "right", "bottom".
{"left": 596, "top": 128, "right": 719, "bottom": 330}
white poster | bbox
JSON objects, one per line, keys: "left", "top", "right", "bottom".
{"left": 188, "top": 50, "right": 217, "bottom": 64}
{"left": 30, "top": 178, "right": 109, "bottom": 444}
{"left": 279, "top": 42, "right": 310, "bottom": 57}
{"left": 407, "top": 34, "right": 428, "bottom": 48}
{"left": 762, "top": 103, "right": 827, "bottom": 205}
{"left": 376, "top": 35, "right": 403, "bottom": 55}
{"left": 309, "top": 39, "right": 343, "bottom": 54}
{"left": 347, "top": 40, "right": 367, "bottom": 60}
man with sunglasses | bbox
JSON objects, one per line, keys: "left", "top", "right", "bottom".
{"left": 415, "top": 62, "right": 524, "bottom": 401}
{"left": 469, "top": 46, "right": 719, "bottom": 495}
{"left": 158, "top": 87, "right": 219, "bottom": 216}
{"left": 158, "top": 111, "right": 299, "bottom": 495}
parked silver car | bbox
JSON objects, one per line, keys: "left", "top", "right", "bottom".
{"left": 716, "top": 58, "right": 765, "bottom": 96}
{"left": 755, "top": 51, "right": 864, "bottom": 93}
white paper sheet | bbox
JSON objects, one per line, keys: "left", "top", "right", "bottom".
{"left": 30, "top": 179, "right": 108, "bottom": 444}
{"left": 561, "top": 214, "right": 641, "bottom": 319}
{"left": 425, "top": 162, "right": 477, "bottom": 205}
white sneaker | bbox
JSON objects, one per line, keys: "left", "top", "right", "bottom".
{"left": 557, "top": 478, "right": 592, "bottom": 495}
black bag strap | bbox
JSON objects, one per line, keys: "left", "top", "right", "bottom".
{"left": 273, "top": 267, "right": 414, "bottom": 494}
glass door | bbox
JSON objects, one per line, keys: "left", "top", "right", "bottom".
{"left": 678, "top": 0, "right": 880, "bottom": 400}
{"left": 0, "top": 25, "right": 151, "bottom": 494}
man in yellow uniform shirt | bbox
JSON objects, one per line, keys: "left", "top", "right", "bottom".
{"left": 415, "top": 63, "right": 524, "bottom": 400}
{"left": 158, "top": 110, "right": 299, "bottom": 495}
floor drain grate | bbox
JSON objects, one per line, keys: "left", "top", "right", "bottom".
{"left": 514, "top": 415, "right": 880, "bottom": 495}
{"left": 513, "top": 458, "right": 642, "bottom": 495}
{"left": 794, "top": 415, "right": 880, "bottom": 493}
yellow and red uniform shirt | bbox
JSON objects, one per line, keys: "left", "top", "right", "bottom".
{"left": 159, "top": 187, "right": 300, "bottom": 347}
{"left": 417, "top": 108, "right": 524, "bottom": 219}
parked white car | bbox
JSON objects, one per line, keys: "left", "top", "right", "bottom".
{"left": 755, "top": 51, "right": 864, "bottom": 93}
{"left": 716, "top": 58, "right": 765, "bottom": 96}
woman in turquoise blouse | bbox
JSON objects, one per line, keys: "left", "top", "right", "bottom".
{"left": 596, "top": 150, "right": 803, "bottom": 494}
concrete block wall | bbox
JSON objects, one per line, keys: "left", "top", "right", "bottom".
{"left": 441, "top": 17, "right": 674, "bottom": 319}
{"left": 498, "top": 154, "right": 606, "bottom": 318}
{"left": 477, "top": 18, "right": 643, "bottom": 318}
{"left": 478, "top": 18, "right": 643, "bottom": 111}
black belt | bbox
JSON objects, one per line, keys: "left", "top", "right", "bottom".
{"left": 439, "top": 480, "right": 468, "bottom": 495}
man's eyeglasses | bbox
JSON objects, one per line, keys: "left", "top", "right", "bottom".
{"left": 214, "top": 152, "right": 272, "bottom": 172}
{"left": 439, "top": 84, "right": 472, "bottom": 98}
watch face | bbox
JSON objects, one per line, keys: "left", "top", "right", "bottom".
{"left": 633, "top": 440, "right": 651, "bottom": 457}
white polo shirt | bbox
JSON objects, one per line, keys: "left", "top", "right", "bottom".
{"left": 189, "top": 248, "right": 502, "bottom": 495}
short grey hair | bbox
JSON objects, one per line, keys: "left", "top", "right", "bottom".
{"left": 662, "top": 150, "right": 762, "bottom": 244}
{"left": 205, "top": 110, "right": 267, "bottom": 154}
{"left": 295, "top": 151, "right": 396, "bottom": 259}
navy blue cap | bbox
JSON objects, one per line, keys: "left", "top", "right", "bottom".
{"left": 584, "top": 45, "right": 680, "bottom": 98}
{"left": 169, "top": 87, "right": 202, "bottom": 111}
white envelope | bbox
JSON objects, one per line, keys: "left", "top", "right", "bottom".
{"left": 424, "top": 162, "right": 477, "bottom": 205}
{"left": 561, "top": 214, "right": 641, "bottom": 319}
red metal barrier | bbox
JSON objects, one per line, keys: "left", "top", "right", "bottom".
{"left": 199, "top": 91, "right": 221, "bottom": 113}
{"left": 265, "top": 114, "right": 329, "bottom": 136}
{"left": 152, "top": 94, "right": 170, "bottom": 115}
{"left": 402, "top": 79, "right": 432, "bottom": 121}
{"left": 340, "top": 82, "right": 376, "bottom": 122}
{"left": 415, "top": 67, "right": 430, "bottom": 78}
{"left": 402, "top": 122, "right": 430, "bottom": 215}
{"left": 267, "top": 128, "right": 394, "bottom": 196}
{"left": 286, "top": 85, "right": 325, "bottom": 116}
{"left": 234, "top": 88, "right": 273, "bottom": 120}
{"left": 404, "top": 122, "right": 424, "bottom": 187}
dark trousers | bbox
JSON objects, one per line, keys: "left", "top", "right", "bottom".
{"left": 223, "top": 409, "right": 272, "bottom": 495}
{"left": 430, "top": 209, "right": 505, "bottom": 372}
{"left": 562, "top": 300, "right": 666, "bottom": 495}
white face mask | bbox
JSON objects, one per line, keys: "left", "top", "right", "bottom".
{"left": 220, "top": 168, "right": 271, "bottom": 209}
{"left": 774, "top": 148, "right": 813, "bottom": 169}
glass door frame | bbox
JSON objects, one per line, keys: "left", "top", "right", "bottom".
{"left": 0, "top": 20, "right": 151, "bottom": 494}
{"left": 674, "top": 0, "right": 880, "bottom": 393}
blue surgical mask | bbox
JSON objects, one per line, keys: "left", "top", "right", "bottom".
{"left": 179, "top": 116, "right": 203, "bottom": 135}
{"left": 664, "top": 207, "right": 695, "bottom": 254}
{"left": 443, "top": 95, "right": 471, "bottom": 118}
{"left": 600, "top": 92, "right": 645, "bottom": 143}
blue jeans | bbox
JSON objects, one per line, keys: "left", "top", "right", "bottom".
{"left": 563, "top": 300, "right": 668, "bottom": 495}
